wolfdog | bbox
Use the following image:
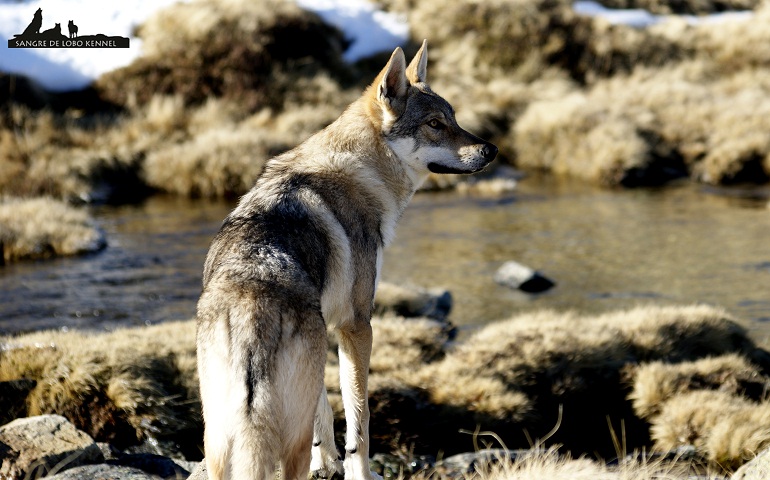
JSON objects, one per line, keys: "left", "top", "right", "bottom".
{"left": 196, "top": 40, "right": 497, "bottom": 480}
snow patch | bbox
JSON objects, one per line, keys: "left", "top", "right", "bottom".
{"left": 0, "top": 0, "right": 409, "bottom": 92}
{"left": 296, "top": 0, "right": 408, "bottom": 62}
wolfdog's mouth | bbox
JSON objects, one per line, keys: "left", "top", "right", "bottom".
{"left": 427, "top": 162, "right": 488, "bottom": 175}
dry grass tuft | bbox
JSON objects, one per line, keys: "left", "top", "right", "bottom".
{"left": 409, "top": 446, "right": 725, "bottom": 480}
{"left": 0, "top": 107, "right": 143, "bottom": 202}
{"left": 514, "top": 59, "right": 770, "bottom": 185}
{"left": 0, "top": 197, "right": 106, "bottom": 263}
{"left": 627, "top": 352, "right": 770, "bottom": 471}
{"left": 650, "top": 390, "right": 770, "bottom": 470}
{"left": 140, "top": 86, "right": 350, "bottom": 198}
{"left": 0, "top": 321, "right": 200, "bottom": 454}
{"left": 629, "top": 354, "right": 768, "bottom": 419}
{"left": 96, "top": 0, "right": 350, "bottom": 111}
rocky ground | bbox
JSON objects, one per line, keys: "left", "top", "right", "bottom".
{"left": 2, "top": 414, "right": 769, "bottom": 479}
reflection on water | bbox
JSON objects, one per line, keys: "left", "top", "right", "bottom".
{"left": 1, "top": 178, "right": 769, "bottom": 340}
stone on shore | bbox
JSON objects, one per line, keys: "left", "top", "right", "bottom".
{"left": 187, "top": 461, "right": 207, "bottom": 480}
{"left": 732, "top": 447, "right": 770, "bottom": 480}
{"left": 493, "top": 260, "right": 555, "bottom": 293}
{"left": 45, "top": 464, "right": 165, "bottom": 479}
{"left": 374, "top": 282, "right": 453, "bottom": 321}
{"left": 0, "top": 414, "right": 103, "bottom": 480}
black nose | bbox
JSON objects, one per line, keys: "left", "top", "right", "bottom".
{"left": 482, "top": 143, "right": 498, "bottom": 160}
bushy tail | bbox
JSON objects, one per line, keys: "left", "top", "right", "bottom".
{"left": 197, "top": 293, "right": 326, "bottom": 480}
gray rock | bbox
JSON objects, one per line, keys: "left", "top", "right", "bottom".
{"left": 113, "top": 453, "right": 193, "bottom": 478}
{"left": 187, "top": 461, "right": 207, "bottom": 480}
{"left": 435, "top": 449, "right": 536, "bottom": 476}
{"left": 374, "top": 282, "right": 453, "bottom": 321}
{"left": 173, "top": 460, "right": 200, "bottom": 476}
{"left": 0, "top": 414, "right": 103, "bottom": 480}
{"left": 97, "top": 442, "right": 124, "bottom": 462}
{"left": 732, "top": 447, "right": 770, "bottom": 479}
{"left": 45, "top": 464, "right": 164, "bottom": 479}
{"left": 494, "top": 261, "right": 555, "bottom": 293}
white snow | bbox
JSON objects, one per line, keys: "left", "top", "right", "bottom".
{"left": 296, "top": 0, "right": 409, "bottom": 63}
{"left": 0, "top": 0, "right": 409, "bottom": 93}
{"left": 573, "top": 1, "right": 753, "bottom": 27}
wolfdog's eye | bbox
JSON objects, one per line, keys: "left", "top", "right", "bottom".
{"left": 427, "top": 119, "right": 444, "bottom": 130}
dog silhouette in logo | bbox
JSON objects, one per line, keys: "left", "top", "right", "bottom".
{"left": 39, "top": 23, "right": 62, "bottom": 39}
{"left": 18, "top": 8, "right": 43, "bottom": 37}
{"left": 68, "top": 20, "right": 78, "bottom": 38}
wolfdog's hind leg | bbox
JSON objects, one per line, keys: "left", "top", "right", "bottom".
{"left": 278, "top": 316, "right": 327, "bottom": 480}
{"left": 311, "top": 389, "right": 343, "bottom": 478}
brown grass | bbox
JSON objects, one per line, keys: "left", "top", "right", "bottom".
{"left": 650, "top": 390, "right": 770, "bottom": 470}
{"left": 1, "top": 305, "right": 767, "bottom": 467}
{"left": 629, "top": 354, "right": 767, "bottom": 419}
{"left": 418, "top": 446, "right": 723, "bottom": 480}
{"left": 627, "top": 353, "right": 770, "bottom": 471}
{"left": 514, "top": 59, "right": 770, "bottom": 185}
{"left": 377, "top": 0, "right": 770, "bottom": 186}
{"left": 0, "top": 320, "right": 199, "bottom": 454}
{"left": 0, "top": 197, "right": 106, "bottom": 263}
{"left": 6, "top": 0, "right": 770, "bottom": 195}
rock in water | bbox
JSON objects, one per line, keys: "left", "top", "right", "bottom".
{"left": 494, "top": 261, "right": 555, "bottom": 293}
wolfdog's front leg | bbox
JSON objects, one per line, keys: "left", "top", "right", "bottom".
{"left": 337, "top": 321, "right": 381, "bottom": 480}
{"left": 311, "top": 388, "right": 343, "bottom": 478}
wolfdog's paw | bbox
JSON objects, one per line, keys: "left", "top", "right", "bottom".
{"left": 341, "top": 456, "right": 383, "bottom": 480}
{"left": 310, "top": 455, "right": 343, "bottom": 480}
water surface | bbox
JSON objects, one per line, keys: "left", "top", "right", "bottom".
{"left": 1, "top": 177, "right": 769, "bottom": 341}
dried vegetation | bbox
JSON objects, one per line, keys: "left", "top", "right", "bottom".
{"left": 5, "top": 0, "right": 770, "bottom": 200}
{"left": 3, "top": 305, "right": 768, "bottom": 474}
{"left": 0, "top": 197, "right": 106, "bottom": 263}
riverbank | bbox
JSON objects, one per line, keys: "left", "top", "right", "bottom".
{"left": 2, "top": 303, "right": 770, "bottom": 478}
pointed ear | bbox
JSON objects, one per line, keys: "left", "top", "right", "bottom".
{"left": 377, "top": 47, "right": 408, "bottom": 111}
{"left": 406, "top": 39, "right": 428, "bottom": 84}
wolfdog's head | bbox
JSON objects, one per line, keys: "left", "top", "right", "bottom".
{"left": 368, "top": 40, "right": 498, "bottom": 176}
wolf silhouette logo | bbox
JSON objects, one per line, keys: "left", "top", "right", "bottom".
{"left": 68, "top": 20, "right": 79, "bottom": 38}
{"left": 8, "top": 9, "right": 129, "bottom": 48}
{"left": 18, "top": 8, "right": 42, "bottom": 37}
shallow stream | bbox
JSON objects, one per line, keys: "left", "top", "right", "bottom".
{"left": 2, "top": 176, "right": 770, "bottom": 341}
